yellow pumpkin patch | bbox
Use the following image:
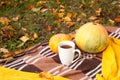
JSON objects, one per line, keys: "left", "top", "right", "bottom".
{"left": 49, "top": 34, "right": 72, "bottom": 53}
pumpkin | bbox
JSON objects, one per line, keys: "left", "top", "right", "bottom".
{"left": 75, "top": 22, "right": 109, "bottom": 53}
{"left": 49, "top": 34, "right": 72, "bottom": 53}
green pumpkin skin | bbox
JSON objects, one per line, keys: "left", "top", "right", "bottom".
{"left": 75, "top": 22, "right": 109, "bottom": 53}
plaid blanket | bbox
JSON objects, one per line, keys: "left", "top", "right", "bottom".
{"left": 3, "top": 28, "right": 120, "bottom": 80}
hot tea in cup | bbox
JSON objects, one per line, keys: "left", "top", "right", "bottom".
{"left": 58, "top": 41, "right": 81, "bottom": 66}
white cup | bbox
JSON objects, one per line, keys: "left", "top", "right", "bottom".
{"left": 58, "top": 41, "right": 81, "bottom": 66}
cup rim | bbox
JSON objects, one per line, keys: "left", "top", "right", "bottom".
{"left": 58, "top": 40, "right": 75, "bottom": 48}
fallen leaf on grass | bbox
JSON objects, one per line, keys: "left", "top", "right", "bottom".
{"left": 55, "top": 19, "right": 61, "bottom": 24}
{"left": 52, "top": 8, "right": 57, "bottom": 15}
{"left": 73, "top": 13, "right": 77, "bottom": 18}
{"left": 33, "top": 33, "right": 38, "bottom": 39}
{"left": 41, "top": 8, "right": 48, "bottom": 13}
{"left": 57, "top": 5, "right": 65, "bottom": 18}
{"left": 60, "top": 5, "right": 65, "bottom": 9}
{"left": 109, "top": 19, "right": 115, "bottom": 24}
{"left": 0, "top": 1, "right": 4, "bottom": 6}
{"left": 59, "top": 8, "right": 65, "bottom": 13}
{"left": 95, "top": 8, "right": 102, "bottom": 16}
{"left": 0, "top": 17, "right": 10, "bottom": 25}
{"left": 56, "top": 0, "right": 61, "bottom": 5}
{"left": 21, "top": 27, "right": 27, "bottom": 31}
{"left": 30, "top": 33, "right": 38, "bottom": 41}
{"left": 32, "top": 7, "right": 40, "bottom": 12}
{"left": 77, "top": 12, "right": 86, "bottom": 21}
{"left": 45, "top": 25, "right": 51, "bottom": 31}
{"left": 37, "top": 1, "right": 46, "bottom": 6}
{"left": 12, "top": 15, "right": 20, "bottom": 21}
{"left": 28, "top": 5, "right": 35, "bottom": 10}
{"left": 0, "top": 48, "right": 9, "bottom": 53}
{"left": 1, "top": 25, "right": 16, "bottom": 38}
{"left": 3, "top": 52, "right": 14, "bottom": 58}
{"left": 58, "top": 12, "right": 73, "bottom": 23}
{"left": 88, "top": 16, "right": 97, "bottom": 21}
{"left": 63, "top": 16, "right": 72, "bottom": 22}
{"left": 115, "top": 16, "right": 120, "bottom": 22}
{"left": 66, "top": 13, "right": 73, "bottom": 18}
{"left": 58, "top": 13, "right": 64, "bottom": 18}
{"left": 66, "top": 21, "right": 74, "bottom": 27}
{"left": 17, "top": 42, "right": 25, "bottom": 48}
{"left": 15, "top": 50, "right": 23, "bottom": 54}
{"left": 19, "top": 35, "right": 29, "bottom": 42}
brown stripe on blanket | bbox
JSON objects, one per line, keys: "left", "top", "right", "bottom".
{"left": 34, "top": 56, "right": 61, "bottom": 72}
{"left": 52, "top": 55, "right": 61, "bottom": 63}
{"left": 21, "top": 64, "right": 42, "bottom": 73}
{"left": 76, "top": 58, "right": 101, "bottom": 73}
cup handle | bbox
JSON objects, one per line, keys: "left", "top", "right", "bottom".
{"left": 72, "top": 49, "right": 81, "bottom": 63}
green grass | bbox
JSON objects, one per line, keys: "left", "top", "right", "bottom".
{"left": 0, "top": 0, "right": 120, "bottom": 52}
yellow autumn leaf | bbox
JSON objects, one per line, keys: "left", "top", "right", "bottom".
{"left": 21, "top": 27, "right": 27, "bottom": 31}
{"left": 17, "top": 42, "right": 25, "bottom": 48}
{"left": 60, "top": 5, "right": 65, "bottom": 9}
{"left": 0, "top": 48, "right": 9, "bottom": 53}
{"left": 30, "top": 33, "right": 38, "bottom": 41}
{"left": 0, "top": 17, "right": 10, "bottom": 25}
{"left": 63, "top": 16, "right": 72, "bottom": 22}
{"left": 52, "top": 8, "right": 57, "bottom": 15}
{"left": 95, "top": 8, "right": 102, "bottom": 16}
{"left": 77, "top": 12, "right": 86, "bottom": 21}
{"left": 19, "top": 35, "right": 29, "bottom": 42}
{"left": 58, "top": 13, "right": 64, "bottom": 18}
{"left": 56, "top": 0, "right": 61, "bottom": 5}
{"left": 73, "top": 13, "right": 77, "bottom": 18}
{"left": 37, "top": 1, "right": 46, "bottom": 6}
{"left": 109, "top": 19, "right": 115, "bottom": 24}
{"left": 34, "top": 33, "right": 38, "bottom": 39}
{"left": 88, "top": 16, "right": 97, "bottom": 21}
{"left": 66, "top": 13, "right": 72, "bottom": 18}
{"left": 59, "top": 8, "right": 65, "bottom": 13}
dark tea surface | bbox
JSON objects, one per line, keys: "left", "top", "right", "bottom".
{"left": 60, "top": 45, "right": 72, "bottom": 49}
